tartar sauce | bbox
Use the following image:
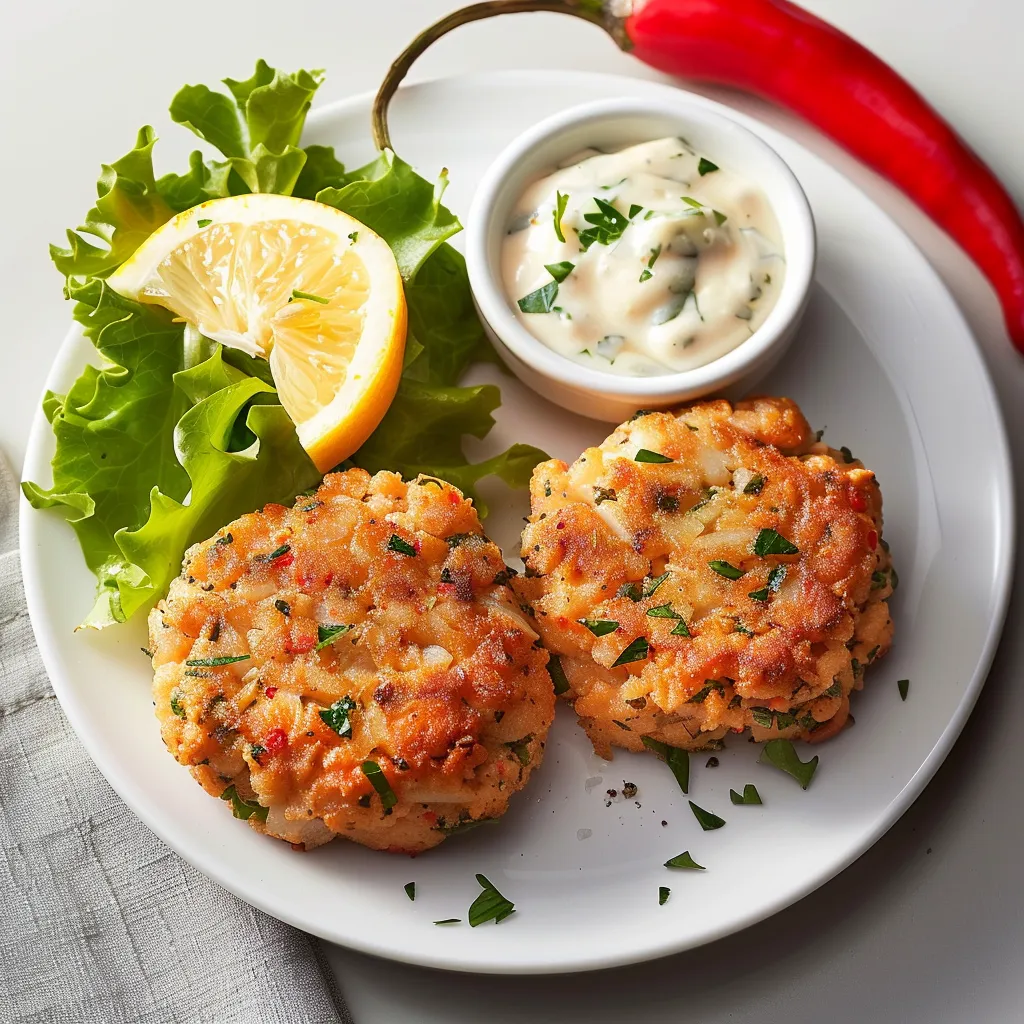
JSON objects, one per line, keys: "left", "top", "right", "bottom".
{"left": 501, "top": 137, "right": 785, "bottom": 376}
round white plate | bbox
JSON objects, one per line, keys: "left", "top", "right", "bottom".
{"left": 20, "top": 71, "right": 1014, "bottom": 974}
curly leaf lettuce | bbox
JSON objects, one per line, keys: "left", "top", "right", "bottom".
{"left": 26, "top": 62, "right": 545, "bottom": 628}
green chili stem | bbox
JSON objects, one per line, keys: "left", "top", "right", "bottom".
{"left": 371, "top": 1, "right": 627, "bottom": 151}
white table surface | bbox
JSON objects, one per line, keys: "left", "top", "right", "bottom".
{"left": 3, "top": 1, "right": 1022, "bottom": 1020}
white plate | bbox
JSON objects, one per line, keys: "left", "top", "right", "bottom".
{"left": 20, "top": 71, "right": 1014, "bottom": 975}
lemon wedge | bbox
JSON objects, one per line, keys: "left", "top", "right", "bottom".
{"left": 107, "top": 194, "right": 407, "bottom": 472}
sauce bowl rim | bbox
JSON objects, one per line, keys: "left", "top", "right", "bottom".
{"left": 465, "top": 94, "right": 817, "bottom": 404}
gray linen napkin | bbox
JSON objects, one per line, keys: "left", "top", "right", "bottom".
{"left": 0, "top": 454, "right": 352, "bottom": 1024}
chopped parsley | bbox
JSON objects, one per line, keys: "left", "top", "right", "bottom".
{"left": 386, "top": 534, "right": 417, "bottom": 557}
{"left": 759, "top": 739, "right": 819, "bottom": 789}
{"left": 291, "top": 289, "right": 329, "bottom": 304}
{"left": 185, "top": 654, "right": 250, "bottom": 667}
{"left": 316, "top": 624, "right": 354, "bottom": 651}
{"left": 169, "top": 689, "right": 186, "bottom": 718}
{"left": 360, "top": 760, "right": 398, "bottom": 810}
{"left": 664, "top": 850, "right": 705, "bottom": 870}
{"left": 220, "top": 785, "right": 268, "bottom": 822}
{"left": 197, "top": 218, "right": 212, "bottom": 227}
{"left": 681, "top": 196, "right": 703, "bottom": 210}
{"left": 579, "top": 618, "right": 619, "bottom": 637}
{"left": 266, "top": 544, "right": 291, "bottom": 560}
{"left": 548, "top": 654, "right": 570, "bottom": 695}
{"left": 639, "top": 244, "right": 662, "bottom": 283}
{"left": 646, "top": 603, "right": 681, "bottom": 619}
{"left": 750, "top": 707, "right": 776, "bottom": 728}
{"left": 613, "top": 636, "right": 650, "bottom": 667}
{"left": 628, "top": 203, "right": 644, "bottom": 219}
{"left": 249, "top": 743, "right": 267, "bottom": 765}
{"left": 749, "top": 565, "right": 787, "bottom": 602}
{"left": 659, "top": 886, "right": 671, "bottom": 905}
{"left": 641, "top": 736, "right": 689, "bottom": 793}
{"left": 708, "top": 560, "right": 746, "bottom": 580}
{"left": 578, "top": 197, "right": 631, "bottom": 250}
{"left": 468, "top": 874, "right": 515, "bottom": 926}
{"left": 215, "top": 533, "right": 233, "bottom": 545}
{"left": 898, "top": 678, "right": 910, "bottom": 701}
{"left": 687, "top": 488, "right": 718, "bottom": 515}
{"left": 743, "top": 474, "right": 766, "bottom": 495}
{"left": 517, "top": 280, "right": 558, "bottom": 313}
{"left": 553, "top": 191, "right": 569, "bottom": 242}
{"left": 687, "top": 680, "right": 725, "bottom": 704}
{"left": 434, "top": 919, "right": 460, "bottom": 926}
{"left": 634, "top": 449, "right": 674, "bottom": 464}
{"left": 824, "top": 679, "right": 842, "bottom": 698}
{"left": 871, "top": 570, "right": 889, "bottom": 590}
{"left": 713, "top": 210, "right": 728, "bottom": 226}
{"left": 754, "top": 528, "right": 799, "bottom": 556}
{"left": 618, "top": 581, "right": 643, "bottom": 601}
{"left": 689, "top": 801, "right": 726, "bottom": 831}
{"left": 319, "top": 696, "right": 357, "bottom": 737}
{"left": 657, "top": 494, "right": 679, "bottom": 512}
{"left": 730, "top": 784, "right": 762, "bottom": 805}
{"left": 404, "top": 882, "right": 416, "bottom": 901}
{"left": 734, "top": 621, "right": 754, "bottom": 636}
{"left": 348, "top": 231, "right": 359, "bottom": 243}
{"left": 644, "top": 572, "right": 670, "bottom": 597}
{"left": 544, "top": 260, "right": 575, "bottom": 282}
{"left": 506, "top": 736, "right": 533, "bottom": 766}
{"left": 698, "top": 157, "right": 719, "bottom": 176}
{"left": 670, "top": 619, "right": 692, "bottom": 637}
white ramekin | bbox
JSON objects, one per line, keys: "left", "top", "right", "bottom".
{"left": 466, "top": 96, "right": 817, "bottom": 422}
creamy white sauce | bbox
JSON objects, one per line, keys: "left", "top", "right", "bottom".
{"left": 501, "top": 137, "right": 786, "bottom": 376}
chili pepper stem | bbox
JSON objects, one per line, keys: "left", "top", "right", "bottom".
{"left": 371, "top": 0, "right": 625, "bottom": 151}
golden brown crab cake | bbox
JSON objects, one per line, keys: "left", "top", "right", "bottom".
{"left": 149, "top": 469, "right": 554, "bottom": 854}
{"left": 517, "top": 397, "right": 894, "bottom": 759}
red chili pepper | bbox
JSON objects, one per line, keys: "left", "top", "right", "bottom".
{"left": 264, "top": 727, "right": 288, "bottom": 754}
{"left": 274, "top": 552, "right": 295, "bottom": 568}
{"left": 849, "top": 488, "right": 868, "bottom": 513}
{"left": 867, "top": 530, "right": 878, "bottom": 551}
{"left": 619, "top": 0, "right": 1024, "bottom": 349}
{"left": 376, "top": 1, "right": 1024, "bottom": 351}
{"left": 265, "top": 686, "right": 278, "bottom": 699}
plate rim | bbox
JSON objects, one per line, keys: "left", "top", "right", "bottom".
{"left": 19, "top": 68, "right": 1017, "bottom": 974}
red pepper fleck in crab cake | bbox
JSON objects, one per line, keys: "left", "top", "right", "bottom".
{"left": 515, "top": 397, "right": 894, "bottom": 760}
{"left": 149, "top": 469, "right": 554, "bottom": 853}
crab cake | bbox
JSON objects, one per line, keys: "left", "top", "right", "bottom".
{"left": 517, "top": 397, "right": 894, "bottom": 759}
{"left": 149, "top": 469, "right": 554, "bottom": 854}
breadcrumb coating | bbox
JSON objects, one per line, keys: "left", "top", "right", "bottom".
{"left": 150, "top": 469, "right": 554, "bottom": 853}
{"left": 517, "top": 397, "right": 894, "bottom": 759}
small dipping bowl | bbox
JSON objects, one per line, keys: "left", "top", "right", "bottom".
{"left": 466, "top": 96, "right": 816, "bottom": 422}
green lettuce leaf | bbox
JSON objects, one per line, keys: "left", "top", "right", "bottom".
{"left": 50, "top": 127, "right": 176, "bottom": 281}
{"left": 115, "top": 351, "right": 318, "bottom": 621}
{"left": 28, "top": 62, "right": 544, "bottom": 628}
